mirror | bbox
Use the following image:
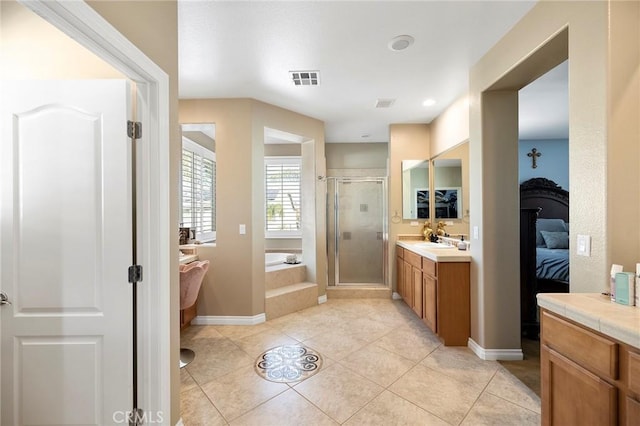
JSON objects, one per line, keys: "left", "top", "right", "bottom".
{"left": 180, "top": 123, "right": 216, "bottom": 242}
{"left": 433, "top": 158, "right": 462, "bottom": 219}
{"left": 402, "top": 160, "right": 429, "bottom": 219}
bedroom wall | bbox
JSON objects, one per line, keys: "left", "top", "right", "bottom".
{"left": 518, "top": 139, "right": 569, "bottom": 189}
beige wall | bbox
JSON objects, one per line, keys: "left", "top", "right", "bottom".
{"left": 0, "top": 0, "right": 122, "bottom": 79}
{"left": 388, "top": 124, "right": 430, "bottom": 292}
{"left": 179, "top": 98, "right": 326, "bottom": 317}
{"left": 430, "top": 95, "right": 470, "bottom": 156}
{"left": 326, "top": 143, "right": 388, "bottom": 170}
{"left": 608, "top": 0, "right": 640, "bottom": 273}
{"left": 469, "top": 0, "right": 640, "bottom": 351}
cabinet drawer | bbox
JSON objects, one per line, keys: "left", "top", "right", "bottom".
{"left": 404, "top": 250, "right": 422, "bottom": 269}
{"left": 422, "top": 257, "right": 436, "bottom": 277}
{"left": 542, "top": 311, "right": 618, "bottom": 380}
{"left": 396, "top": 246, "right": 404, "bottom": 259}
{"left": 629, "top": 350, "right": 640, "bottom": 395}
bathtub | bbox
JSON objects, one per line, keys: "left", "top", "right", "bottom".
{"left": 265, "top": 252, "right": 298, "bottom": 267}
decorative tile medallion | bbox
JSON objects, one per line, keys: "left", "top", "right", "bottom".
{"left": 255, "top": 344, "right": 322, "bottom": 383}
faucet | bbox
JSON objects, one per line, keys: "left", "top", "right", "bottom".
{"left": 421, "top": 221, "right": 433, "bottom": 241}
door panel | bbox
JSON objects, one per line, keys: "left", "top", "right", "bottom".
{"left": 1, "top": 80, "right": 132, "bottom": 425}
{"left": 336, "top": 179, "right": 384, "bottom": 284}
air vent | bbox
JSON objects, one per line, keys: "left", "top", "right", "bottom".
{"left": 289, "top": 71, "right": 320, "bottom": 86}
{"left": 375, "top": 98, "right": 395, "bottom": 108}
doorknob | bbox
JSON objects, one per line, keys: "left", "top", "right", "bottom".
{"left": 0, "top": 291, "right": 11, "bottom": 305}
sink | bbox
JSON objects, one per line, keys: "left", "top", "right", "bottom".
{"left": 414, "top": 242, "right": 454, "bottom": 249}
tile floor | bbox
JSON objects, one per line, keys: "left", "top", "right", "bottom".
{"left": 180, "top": 298, "right": 540, "bottom": 425}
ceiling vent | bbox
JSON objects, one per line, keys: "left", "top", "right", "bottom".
{"left": 289, "top": 71, "right": 320, "bottom": 86}
{"left": 375, "top": 98, "right": 395, "bottom": 108}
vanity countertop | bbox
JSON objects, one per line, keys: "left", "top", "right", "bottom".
{"left": 397, "top": 240, "right": 471, "bottom": 262}
{"left": 537, "top": 292, "right": 640, "bottom": 350}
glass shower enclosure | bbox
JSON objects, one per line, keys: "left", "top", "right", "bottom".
{"left": 326, "top": 177, "right": 388, "bottom": 286}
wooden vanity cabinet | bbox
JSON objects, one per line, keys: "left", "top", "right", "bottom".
{"left": 396, "top": 247, "right": 405, "bottom": 300}
{"left": 396, "top": 244, "right": 470, "bottom": 346}
{"left": 425, "top": 259, "right": 470, "bottom": 346}
{"left": 403, "top": 249, "right": 423, "bottom": 317}
{"left": 422, "top": 262, "right": 437, "bottom": 333}
{"left": 541, "top": 310, "right": 640, "bottom": 425}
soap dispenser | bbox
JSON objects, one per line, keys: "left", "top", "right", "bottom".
{"left": 457, "top": 236, "right": 467, "bottom": 251}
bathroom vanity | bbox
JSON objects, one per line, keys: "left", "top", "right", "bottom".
{"left": 396, "top": 241, "right": 471, "bottom": 346}
{"left": 537, "top": 293, "right": 640, "bottom": 425}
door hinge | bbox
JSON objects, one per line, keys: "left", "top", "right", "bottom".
{"left": 127, "top": 408, "right": 145, "bottom": 426}
{"left": 128, "top": 265, "right": 143, "bottom": 284}
{"left": 127, "top": 120, "right": 142, "bottom": 139}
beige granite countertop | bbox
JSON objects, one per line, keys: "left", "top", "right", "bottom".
{"left": 537, "top": 292, "right": 640, "bottom": 350}
{"left": 397, "top": 240, "right": 471, "bottom": 262}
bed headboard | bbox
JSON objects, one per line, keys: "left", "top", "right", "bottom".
{"left": 520, "top": 178, "right": 569, "bottom": 222}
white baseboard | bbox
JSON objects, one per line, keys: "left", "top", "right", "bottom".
{"left": 318, "top": 294, "right": 327, "bottom": 304}
{"left": 468, "top": 338, "right": 524, "bottom": 361}
{"left": 192, "top": 313, "right": 266, "bottom": 326}
{"left": 392, "top": 292, "right": 402, "bottom": 300}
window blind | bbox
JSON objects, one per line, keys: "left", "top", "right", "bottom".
{"left": 181, "top": 138, "right": 216, "bottom": 241}
{"left": 265, "top": 157, "right": 301, "bottom": 235}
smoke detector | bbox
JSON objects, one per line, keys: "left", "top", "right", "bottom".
{"left": 289, "top": 71, "right": 320, "bottom": 86}
{"left": 388, "top": 35, "right": 414, "bottom": 52}
{"left": 375, "top": 98, "right": 396, "bottom": 108}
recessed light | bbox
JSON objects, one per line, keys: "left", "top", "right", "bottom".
{"left": 423, "top": 99, "right": 436, "bottom": 107}
{"left": 388, "top": 35, "right": 414, "bottom": 52}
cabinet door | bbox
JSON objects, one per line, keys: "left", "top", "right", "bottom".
{"left": 423, "top": 274, "right": 437, "bottom": 333}
{"left": 541, "top": 345, "right": 617, "bottom": 426}
{"left": 403, "top": 260, "right": 412, "bottom": 306}
{"left": 412, "top": 266, "right": 422, "bottom": 317}
{"left": 396, "top": 255, "right": 404, "bottom": 299}
{"left": 626, "top": 397, "right": 640, "bottom": 426}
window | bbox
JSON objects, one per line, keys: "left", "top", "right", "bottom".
{"left": 265, "top": 157, "right": 301, "bottom": 237}
{"left": 181, "top": 137, "right": 215, "bottom": 242}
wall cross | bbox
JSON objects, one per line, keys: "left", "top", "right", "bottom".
{"left": 527, "top": 148, "right": 541, "bottom": 169}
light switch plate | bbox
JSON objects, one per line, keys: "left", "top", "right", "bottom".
{"left": 576, "top": 234, "right": 590, "bottom": 256}
{"left": 239, "top": 224, "right": 246, "bottom": 235}
{"left": 473, "top": 226, "right": 479, "bottom": 240}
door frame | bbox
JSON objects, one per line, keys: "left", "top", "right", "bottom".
{"left": 12, "top": 0, "right": 172, "bottom": 419}
{"left": 331, "top": 177, "right": 388, "bottom": 287}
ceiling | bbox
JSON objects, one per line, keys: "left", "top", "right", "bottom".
{"left": 178, "top": 1, "right": 567, "bottom": 143}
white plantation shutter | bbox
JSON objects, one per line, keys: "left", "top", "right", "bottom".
{"left": 181, "top": 138, "right": 216, "bottom": 241}
{"left": 265, "top": 157, "right": 301, "bottom": 236}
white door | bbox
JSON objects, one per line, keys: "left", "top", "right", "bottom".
{"left": 1, "top": 80, "right": 132, "bottom": 425}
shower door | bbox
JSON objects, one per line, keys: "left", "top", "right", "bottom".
{"left": 327, "top": 178, "right": 387, "bottom": 286}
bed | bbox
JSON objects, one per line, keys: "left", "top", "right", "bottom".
{"left": 520, "top": 177, "right": 569, "bottom": 337}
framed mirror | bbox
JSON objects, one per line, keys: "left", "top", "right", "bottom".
{"left": 433, "top": 158, "right": 462, "bottom": 219}
{"left": 402, "top": 160, "right": 429, "bottom": 219}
